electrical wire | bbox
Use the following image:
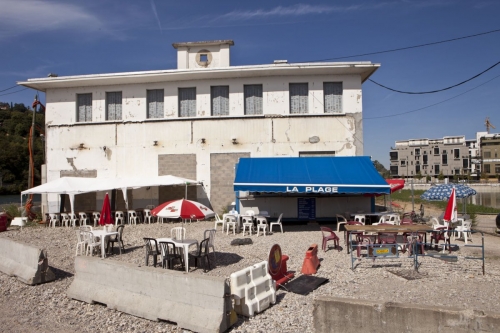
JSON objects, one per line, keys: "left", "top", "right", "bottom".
{"left": 364, "top": 73, "right": 500, "bottom": 120}
{"left": 0, "top": 87, "right": 29, "bottom": 97}
{"left": 304, "top": 28, "right": 500, "bottom": 62}
{"left": 369, "top": 60, "right": 500, "bottom": 94}
{"left": 0, "top": 85, "right": 18, "bottom": 93}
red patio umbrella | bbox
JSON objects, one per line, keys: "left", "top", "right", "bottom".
{"left": 151, "top": 199, "right": 215, "bottom": 220}
{"left": 99, "top": 193, "right": 114, "bottom": 225}
{"left": 443, "top": 187, "right": 457, "bottom": 224}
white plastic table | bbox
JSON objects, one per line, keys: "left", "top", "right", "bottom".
{"left": 156, "top": 237, "right": 198, "bottom": 272}
{"left": 91, "top": 229, "right": 118, "bottom": 258}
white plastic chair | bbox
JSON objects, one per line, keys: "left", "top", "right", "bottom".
{"left": 354, "top": 215, "right": 365, "bottom": 224}
{"left": 75, "top": 230, "right": 86, "bottom": 256}
{"left": 204, "top": 229, "right": 216, "bottom": 260}
{"left": 84, "top": 231, "right": 100, "bottom": 256}
{"left": 60, "top": 213, "right": 70, "bottom": 227}
{"left": 454, "top": 220, "right": 473, "bottom": 244}
{"left": 146, "top": 204, "right": 155, "bottom": 210}
{"left": 115, "top": 211, "right": 124, "bottom": 225}
{"left": 78, "top": 212, "right": 89, "bottom": 226}
{"left": 214, "top": 214, "right": 225, "bottom": 231}
{"left": 335, "top": 214, "right": 347, "bottom": 233}
{"left": 171, "top": 227, "right": 186, "bottom": 240}
{"left": 270, "top": 213, "right": 284, "bottom": 233}
{"left": 143, "top": 209, "right": 153, "bottom": 224}
{"left": 431, "top": 217, "right": 443, "bottom": 230}
{"left": 256, "top": 216, "right": 268, "bottom": 237}
{"left": 68, "top": 213, "right": 79, "bottom": 227}
{"left": 127, "top": 210, "right": 138, "bottom": 225}
{"left": 225, "top": 215, "right": 237, "bottom": 235}
{"left": 49, "top": 213, "right": 60, "bottom": 228}
{"left": 92, "top": 212, "right": 100, "bottom": 227}
{"left": 242, "top": 216, "right": 254, "bottom": 236}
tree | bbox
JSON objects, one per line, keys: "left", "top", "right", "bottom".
{"left": 373, "top": 160, "right": 390, "bottom": 178}
{"left": 415, "top": 171, "right": 423, "bottom": 180}
{"left": 0, "top": 103, "right": 45, "bottom": 194}
{"left": 438, "top": 171, "right": 445, "bottom": 181}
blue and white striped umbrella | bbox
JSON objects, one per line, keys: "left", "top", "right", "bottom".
{"left": 420, "top": 184, "right": 477, "bottom": 201}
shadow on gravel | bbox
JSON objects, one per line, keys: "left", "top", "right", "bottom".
{"left": 50, "top": 266, "right": 74, "bottom": 280}
{"left": 214, "top": 252, "right": 244, "bottom": 267}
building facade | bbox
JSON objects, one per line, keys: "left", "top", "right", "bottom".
{"left": 19, "top": 40, "right": 379, "bottom": 215}
{"left": 480, "top": 133, "right": 500, "bottom": 178}
{"left": 389, "top": 136, "right": 469, "bottom": 180}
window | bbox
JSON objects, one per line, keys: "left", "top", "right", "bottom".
{"left": 77, "top": 93, "right": 92, "bottom": 122}
{"left": 244, "top": 85, "right": 263, "bottom": 115}
{"left": 416, "top": 165, "right": 420, "bottom": 173}
{"left": 178, "top": 88, "right": 196, "bottom": 117}
{"left": 495, "top": 164, "right": 500, "bottom": 173}
{"left": 211, "top": 86, "right": 229, "bottom": 116}
{"left": 147, "top": 89, "right": 164, "bottom": 119}
{"left": 455, "top": 169, "right": 460, "bottom": 175}
{"left": 200, "top": 54, "right": 208, "bottom": 62}
{"left": 442, "top": 154, "right": 448, "bottom": 165}
{"left": 454, "top": 148, "right": 460, "bottom": 159}
{"left": 415, "top": 148, "right": 420, "bottom": 156}
{"left": 323, "top": 82, "right": 342, "bottom": 113}
{"left": 434, "top": 165, "right": 440, "bottom": 175}
{"left": 390, "top": 152, "right": 398, "bottom": 160}
{"left": 442, "top": 150, "right": 447, "bottom": 154}
{"left": 423, "top": 154, "right": 428, "bottom": 165}
{"left": 484, "top": 164, "right": 490, "bottom": 173}
{"left": 401, "top": 160, "right": 406, "bottom": 166}
{"left": 434, "top": 147, "right": 439, "bottom": 155}
{"left": 484, "top": 151, "right": 491, "bottom": 158}
{"left": 289, "top": 83, "right": 308, "bottom": 114}
{"left": 463, "top": 159, "right": 469, "bottom": 168}
{"left": 299, "top": 151, "right": 335, "bottom": 157}
{"left": 106, "top": 91, "right": 122, "bottom": 121}
{"left": 390, "top": 166, "right": 398, "bottom": 175}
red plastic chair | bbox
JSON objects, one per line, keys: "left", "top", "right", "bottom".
{"left": 430, "top": 226, "right": 451, "bottom": 253}
{"left": 320, "top": 227, "right": 340, "bottom": 252}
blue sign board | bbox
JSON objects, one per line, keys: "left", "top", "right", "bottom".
{"left": 298, "top": 198, "right": 316, "bottom": 219}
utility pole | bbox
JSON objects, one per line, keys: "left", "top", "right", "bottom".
{"left": 28, "top": 94, "right": 37, "bottom": 189}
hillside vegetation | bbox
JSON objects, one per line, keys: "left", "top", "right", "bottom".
{"left": 0, "top": 102, "right": 45, "bottom": 194}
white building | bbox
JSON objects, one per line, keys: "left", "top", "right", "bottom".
{"left": 19, "top": 40, "right": 381, "bottom": 217}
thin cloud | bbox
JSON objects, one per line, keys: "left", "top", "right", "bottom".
{"left": 150, "top": 0, "right": 163, "bottom": 34}
{"left": 0, "top": 0, "right": 119, "bottom": 40}
{"left": 216, "top": 4, "right": 362, "bottom": 21}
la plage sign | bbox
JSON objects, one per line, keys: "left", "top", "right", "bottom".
{"left": 286, "top": 186, "right": 338, "bottom": 193}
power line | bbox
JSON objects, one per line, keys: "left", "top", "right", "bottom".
{"left": 304, "top": 28, "right": 500, "bottom": 62}
{"left": 369, "top": 60, "right": 500, "bottom": 94}
{"left": 0, "top": 87, "right": 29, "bottom": 97}
{"left": 0, "top": 85, "right": 19, "bottom": 93}
{"left": 364, "top": 73, "right": 500, "bottom": 120}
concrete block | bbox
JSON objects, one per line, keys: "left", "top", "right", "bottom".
{"left": 67, "top": 256, "right": 234, "bottom": 333}
{"left": 313, "top": 296, "right": 500, "bottom": 333}
{"left": 0, "top": 237, "right": 55, "bottom": 285}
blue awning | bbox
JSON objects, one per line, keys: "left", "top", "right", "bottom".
{"left": 234, "top": 156, "right": 391, "bottom": 195}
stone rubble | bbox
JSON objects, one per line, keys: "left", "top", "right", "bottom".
{"left": 0, "top": 215, "right": 499, "bottom": 333}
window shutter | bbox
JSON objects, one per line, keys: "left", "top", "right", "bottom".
{"left": 106, "top": 92, "right": 122, "bottom": 120}
{"left": 77, "top": 93, "right": 92, "bottom": 122}
{"left": 290, "top": 83, "right": 308, "bottom": 114}
{"left": 244, "top": 85, "right": 263, "bottom": 115}
{"left": 147, "top": 89, "right": 164, "bottom": 118}
{"left": 324, "top": 82, "right": 343, "bottom": 113}
{"left": 179, "top": 88, "right": 196, "bottom": 117}
{"left": 211, "top": 86, "right": 229, "bottom": 116}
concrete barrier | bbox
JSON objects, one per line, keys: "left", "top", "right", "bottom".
{"left": 67, "top": 256, "right": 234, "bottom": 333}
{"left": 313, "top": 296, "right": 500, "bottom": 333}
{"left": 0, "top": 237, "right": 55, "bottom": 285}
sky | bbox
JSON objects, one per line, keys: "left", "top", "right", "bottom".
{"left": 1, "top": 0, "right": 499, "bottom": 168}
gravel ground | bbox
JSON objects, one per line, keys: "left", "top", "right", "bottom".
{"left": 1, "top": 210, "right": 500, "bottom": 333}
